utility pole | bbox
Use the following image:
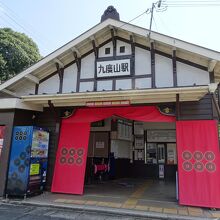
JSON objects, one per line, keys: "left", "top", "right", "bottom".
{"left": 149, "top": 0, "right": 162, "bottom": 38}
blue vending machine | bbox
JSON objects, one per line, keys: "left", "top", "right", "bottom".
{"left": 6, "top": 126, "right": 49, "bottom": 197}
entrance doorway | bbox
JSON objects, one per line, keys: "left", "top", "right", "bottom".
{"left": 51, "top": 105, "right": 175, "bottom": 197}
{"left": 84, "top": 117, "right": 177, "bottom": 204}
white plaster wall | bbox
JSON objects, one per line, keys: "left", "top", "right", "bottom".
{"left": 177, "top": 62, "right": 210, "bottom": 86}
{"left": 80, "top": 53, "right": 95, "bottom": 79}
{"left": 135, "top": 47, "right": 151, "bottom": 75}
{"left": 38, "top": 74, "right": 59, "bottom": 94}
{"left": 63, "top": 64, "right": 77, "bottom": 93}
{"left": 116, "top": 79, "right": 132, "bottom": 90}
{"left": 15, "top": 81, "right": 35, "bottom": 96}
{"left": 155, "top": 54, "right": 173, "bottom": 88}
{"left": 98, "top": 41, "right": 113, "bottom": 58}
{"left": 116, "top": 40, "right": 131, "bottom": 56}
{"left": 79, "top": 81, "right": 94, "bottom": 92}
{"left": 135, "top": 78, "right": 151, "bottom": 89}
{"left": 97, "top": 80, "right": 113, "bottom": 91}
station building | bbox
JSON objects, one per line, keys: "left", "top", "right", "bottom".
{"left": 0, "top": 6, "right": 220, "bottom": 208}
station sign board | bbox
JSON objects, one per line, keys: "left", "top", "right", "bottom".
{"left": 86, "top": 100, "right": 130, "bottom": 107}
{"left": 96, "top": 59, "right": 130, "bottom": 78}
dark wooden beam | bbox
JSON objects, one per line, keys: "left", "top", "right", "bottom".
{"left": 92, "top": 40, "right": 98, "bottom": 59}
{"left": 130, "top": 35, "right": 135, "bottom": 89}
{"left": 48, "top": 100, "right": 57, "bottom": 119}
{"left": 111, "top": 28, "right": 116, "bottom": 57}
{"left": 218, "top": 84, "right": 220, "bottom": 109}
{"left": 176, "top": 94, "right": 180, "bottom": 121}
{"left": 35, "top": 84, "right": 39, "bottom": 95}
{"left": 150, "top": 41, "right": 156, "bottom": 88}
{"left": 73, "top": 51, "right": 81, "bottom": 92}
{"left": 176, "top": 57, "right": 207, "bottom": 71}
{"left": 172, "top": 49, "right": 177, "bottom": 87}
{"left": 56, "top": 63, "right": 64, "bottom": 94}
{"left": 209, "top": 71, "right": 215, "bottom": 83}
{"left": 112, "top": 79, "right": 116, "bottom": 91}
{"left": 211, "top": 92, "right": 220, "bottom": 119}
{"left": 91, "top": 39, "right": 98, "bottom": 91}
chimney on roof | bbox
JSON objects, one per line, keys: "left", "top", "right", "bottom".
{"left": 101, "top": 6, "right": 120, "bottom": 22}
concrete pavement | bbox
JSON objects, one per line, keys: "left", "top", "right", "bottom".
{"left": 2, "top": 179, "right": 220, "bottom": 219}
{"left": 0, "top": 202, "right": 162, "bottom": 220}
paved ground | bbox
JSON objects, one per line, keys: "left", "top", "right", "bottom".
{"left": 3, "top": 178, "right": 220, "bottom": 219}
{"left": 0, "top": 203, "right": 161, "bottom": 220}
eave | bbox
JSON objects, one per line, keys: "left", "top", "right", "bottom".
{"left": 21, "top": 86, "right": 210, "bottom": 108}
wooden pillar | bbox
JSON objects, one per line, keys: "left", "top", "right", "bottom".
{"left": 56, "top": 63, "right": 64, "bottom": 94}
{"left": 73, "top": 51, "right": 81, "bottom": 92}
{"left": 172, "top": 49, "right": 177, "bottom": 87}
{"left": 209, "top": 71, "right": 215, "bottom": 83}
{"left": 150, "top": 41, "right": 156, "bottom": 88}
{"left": 0, "top": 111, "right": 15, "bottom": 197}
{"left": 130, "top": 35, "right": 135, "bottom": 89}
{"left": 211, "top": 92, "right": 220, "bottom": 119}
{"left": 111, "top": 28, "right": 117, "bottom": 90}
{"left": 176, "top": 94, "right": 180, "bottom": 120}
{"left": 35, "top": 84, "right": 39, "bottom": 95}
{"left": 92, "top": 39, "right": 98, "bottom": 91}
{"left": 111, "top": 28, "right": 116, "bottom": 57}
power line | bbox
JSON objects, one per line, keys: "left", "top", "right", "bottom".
{"left": 0, "top": 1, "right": 51, "bottom": 54}
{"left": 119, "top": 1, "right": 167, "bottom": 39}
{"left": 152, "top": 15, "right": 158, "bottom": 32}
{"left": 164, "top": 0, "right": 220, "bottom": 2}
{"left": 149, "top": 0, "right": 167, "bottom": 38}
{"left": 154, "top": 11, "right": 173, "bottom": 35}
{"left": 162, "top": 0, "right": 220, "bottom": 7}
{"left": 119, "top": 9, "right": 151, "bottom": 28}
{"left": 163, "top": 5, "right": 220, "bottom": 7}
{"left": 0, "top": 13, "right": 18, "bottom": 30}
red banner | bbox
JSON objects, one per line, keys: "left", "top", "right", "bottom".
{"left": 51, "top": 123, "right": 90, "bottom": 195}
{"left": 64, "top": 106, "right": 175, "bottom": 123}
{"left": 176, "top": 120, "right": 220, "bottom": 208}
{"left": 52, "top": 106, "right": 174, "bottom": 195}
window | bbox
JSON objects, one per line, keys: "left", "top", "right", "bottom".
{"left": 120, "top": 46, "right": 125, "bottom": 53}
{"left": 105, "top": 47, "right": 111, "bottom": 55}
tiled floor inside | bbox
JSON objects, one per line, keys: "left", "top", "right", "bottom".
{"left": 25, "top": 178, "right": 220, "bottom": 219}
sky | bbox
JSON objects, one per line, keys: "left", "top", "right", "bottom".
{"left": 0, "top": 0, "right": 219, "bottom": 57}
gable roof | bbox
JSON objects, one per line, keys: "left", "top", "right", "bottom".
{"left": 0, "top": 18, "right": 220, "bottom": 94}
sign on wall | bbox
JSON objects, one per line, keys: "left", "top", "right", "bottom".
{"left": 86, "top": 100, "right": 130, "bottom": 107}
{"left": 147, "top": 130, "right": 176, "bottom": 142}
{"left": 96, "top": 59, "right": 130, "bottom": 78}
{"left": 134, "top": 136, "right": 144, "bottom": 149}
{"left": 167, "top": 143, "right": 177, "bottom": 164}
{"left": 159, "top": 164, "right": 165, "bottom": 179}
{"left": 134, "top": 122, "right": 144, "bottom": 135}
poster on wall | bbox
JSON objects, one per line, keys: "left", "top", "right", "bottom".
{"left": 0, "top": 126, "right": 5, "bottom": 158}
{"left": 31, "top": 128, "right": 49, "bottom": 158}
{"left": 134, "top": 136, "right": 144, "bottom": 149}
{"left": 159, "top": 164, "right": 164, "bottom": 179}
{"left": 167, "top": 143, "right": 177, "bottom": 164}
{"left": 147, "top": 130, "right": 176, "bottom": 142}
{"left": 134, "top": 122, "right": 144, "bottom": 135}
